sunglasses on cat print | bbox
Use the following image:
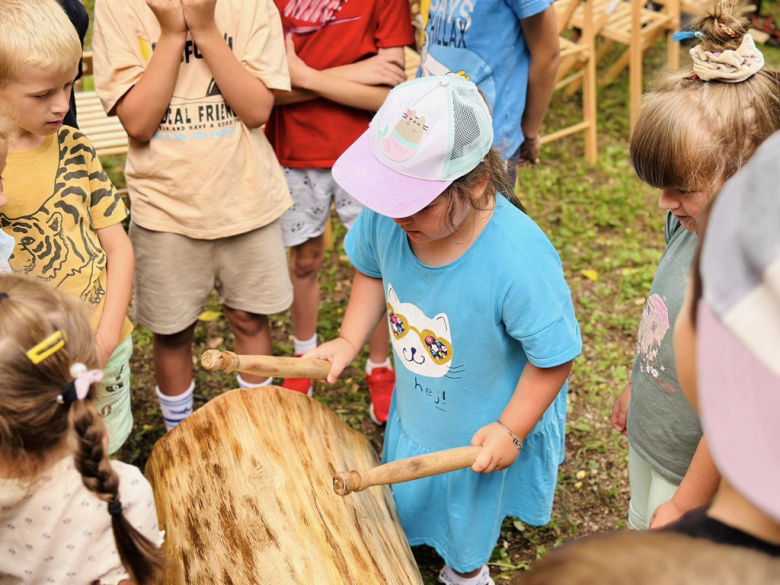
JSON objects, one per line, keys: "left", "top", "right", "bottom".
{"left": 386, "top": 304, "right": 453, "bottom": 366}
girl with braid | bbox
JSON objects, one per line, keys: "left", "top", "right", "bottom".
{"left": 0, "top": 275, "right": 164, "bottom": 584}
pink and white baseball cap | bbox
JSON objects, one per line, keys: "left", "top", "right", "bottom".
{"left": 696, "top": 131, "right": 780, "bottom": 522}
{"left": 332, "top": 75, "right": 494, "bottom": 218}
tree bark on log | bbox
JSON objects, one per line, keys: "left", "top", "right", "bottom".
{"left": 145, "top": 386, "right": 422, "bottom": 584}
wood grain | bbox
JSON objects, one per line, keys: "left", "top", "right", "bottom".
{"left": 145, "top": 387, "right": 422, "bottom": 585}
{"left": 333, "top": 446, "right": 481, "bottom": 496}
{"left": 200, "top": 350, "right": 332, "bottom": 380}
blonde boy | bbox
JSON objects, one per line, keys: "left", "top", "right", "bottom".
{"left": 0, "top": 108, "right": 19, "bottom": 273}
{"left": 0, "top": 0, "right": 136, "bottom": 453}
{"left": 93, "top": 0, "right": 293, "bottom": 429}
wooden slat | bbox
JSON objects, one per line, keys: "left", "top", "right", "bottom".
{"left": 74, "top": 89, "right": 129, "bottom": 158}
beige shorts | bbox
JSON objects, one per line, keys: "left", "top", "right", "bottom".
{"left": 130, "top": 221, "right": 293, "bottom": 334}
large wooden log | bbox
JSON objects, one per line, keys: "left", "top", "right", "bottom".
{"left": 145, "top": 387, "right": 422, "bottom": 585}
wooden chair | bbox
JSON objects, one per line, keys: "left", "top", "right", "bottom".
{"left": 557, "top": 0, "right": 680, "bottom": 131}
{"left": 75, "top": 52, "right": 129, "bottom": 158}
{"left": 548, "top": 0, "right": 598, "bottom": 162}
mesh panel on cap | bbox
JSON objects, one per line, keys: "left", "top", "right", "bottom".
{"left": 443, "top": 78, "right": 494, "bottom": 180}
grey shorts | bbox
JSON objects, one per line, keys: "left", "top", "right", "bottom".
{"left": 130, "top": 221, "right": 293, "bottom": 335}
{"left": 280, "top": 167, "right": 363, "bottom": 247}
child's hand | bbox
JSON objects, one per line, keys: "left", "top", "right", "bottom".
{"left": 342, "top": 53, "right": 407, "bottom": 87}
{"left": 95, "top": 328, "right": 117, "bottom": 369}
{"left": 611, "top": 380, "right": 631, "bottom": 435}
{"left": 180, "top": 0, "right": 217, "bottom": 35}
{"left": 285, "top": 35, "right": 314, "bottom": 89}
{"left": 518, "top": 135, "right": 542, "bottom": 165}
{"left": 649, "top": 497, "right": 687, "bottom": 529}
{"left": 470, "top": 422, "right": 522, "bottom": 474}
{"left": 302, "top": 337, "right": 359, "bottom": 384}
{"left": 146, "top": 0, "right": 187, "bottom": 35}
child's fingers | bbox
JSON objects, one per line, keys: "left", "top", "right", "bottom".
{"left": 471, "top": 449, "right": 493, "bottom": 473}
{"left": 379, "top": 53, "right": 405, "bottom": 68}
{"left": 470, "top": 427, "right": 486, "bottom": 447}
{"left": 326, "top": 355, "right": 349, "bottom": 384}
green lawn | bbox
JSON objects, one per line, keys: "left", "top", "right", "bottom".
{"left": 74, "top": 3, "right": 780, "bottom": 580}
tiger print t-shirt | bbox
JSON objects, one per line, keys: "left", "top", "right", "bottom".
{"left": 0, "top": 126, "right": 133, "bottom": 343}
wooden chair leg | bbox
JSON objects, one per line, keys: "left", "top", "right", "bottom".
{"left": 582, "top": 0, "right": 598, "bottom": 162}
{"left": 629, "top": 0, "right": 643, "bottom": 132}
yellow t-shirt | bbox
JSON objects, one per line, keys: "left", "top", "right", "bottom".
{"left": 1, "top": 127, "right": 133, "bottom": 343}
{"left": 93, "top": 0, "right": 293, "bottom": 239}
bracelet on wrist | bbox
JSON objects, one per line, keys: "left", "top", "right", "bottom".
{"left": 497, "top": 420, "right": 523, "bottom": 451}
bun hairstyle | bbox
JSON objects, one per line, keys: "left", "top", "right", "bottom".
{"left": 0, "top": 275, "right": 164, "bottom": 583}
{"left": 630, "top": 1, "right": 780, "bottom": 196}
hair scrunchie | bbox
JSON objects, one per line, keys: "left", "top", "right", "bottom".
{"left": 57, "top": 363, "right": 104, "bottom": 406}
{"left": 690, "top": 34, "right": 765, "bottom": 83}
{"left": 108, "top": 501, "right": 123, "bottom": 517}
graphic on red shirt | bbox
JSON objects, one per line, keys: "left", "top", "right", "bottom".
{"left": 283, "top": 0, "right": 360, "bottom": 35}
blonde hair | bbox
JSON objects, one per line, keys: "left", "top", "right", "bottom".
{"left": 0, "top": 275, "right": 165, "bottom": 583}
{"left": 511, "top": 531, "right": 780, "bottom": 585}
{"left": 630, "top": 1, "right": 780, "bottom": 195}
{"left": 0, "top": 0, "right": 82, "bottom": 86}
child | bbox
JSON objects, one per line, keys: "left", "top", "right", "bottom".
{"left": 509, "top": 531, "right": 780, "bottom": 584}
{"left": 610, "top": 2, "right": 780, "bottom": 530}
{"left": 0, "top": 0, "right": 136, "bottom": 455}
{"left": 93, "top": 0, "right": 293, "bottom": 429}
{"left": 306, "top": 75, "right": 581, "bottom": 585}
{"left": 0, "top": 108, "right": 18, "bottom": 273}
{"left": 265, "top": 0, "right": 414, "bottom": 420}
{"left": 416, "top": 0, "right": 561, "bottom": 185}
{"left": 666, "top": 130, "right": 780, "bottom": 557}
{"left": 0, "top": 274, "right": 164, "bottom": 584}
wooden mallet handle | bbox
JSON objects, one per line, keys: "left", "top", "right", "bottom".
{"left": 200, "top": 350, "right": 332, "bottom": 380}
{"left": 333, "top": 446, "right": 482, "bottom": 496}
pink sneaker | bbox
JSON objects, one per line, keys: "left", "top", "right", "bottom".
{"left": 367, "top": 367, "right": 395, "bottom": 424}
{"left": 281, "top": 355, "right": 313, "bottom": 396}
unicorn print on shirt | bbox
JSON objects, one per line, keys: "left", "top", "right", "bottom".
{"left": 386, "top": 284, "right": 464, "bottom": 379}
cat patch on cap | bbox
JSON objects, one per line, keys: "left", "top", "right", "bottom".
{"left": 376, "top": 109, "right": 429, "bottom": 162}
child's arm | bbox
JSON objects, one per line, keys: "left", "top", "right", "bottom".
{"left": 471, "top": 360, "right": 573, "bottom": 473}
{"left": 181, "top": 0, "right": 274, "bottom": 128}
{"left": 518, "top": 6, "right": 561, "bottom": 164}
{"left": 279, "top": 38, "right": 403, "bottom": 111}
{"left": 95, "top": 224, "right": 135, "bottom": 367}
{"left": 649, "top": 436, "right": 721, "bottom": 528}
{"left": 273, "top": 50, "right": 406, "bottom": 106}
{"left": 113, "top": 0, "right": 188, "bottom": 142}
{"left": 304, "top": 271, "right": 386, "bottom": 382}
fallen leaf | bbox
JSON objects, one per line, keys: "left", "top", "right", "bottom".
{"left": 576, "top": 470, "right": 586, "bottom": 480}
{"left": 580, "top": 269, "right": 599, "bottom": 282}
{"left": 574, "top": 481, "right": 583, "bottom": 489}
{"left": 198, "top": 310, "right": 222, "bottom": 322}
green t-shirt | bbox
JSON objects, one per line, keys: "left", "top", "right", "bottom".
{"left": 627, "top": 213, "right": 701, "bottom": 483}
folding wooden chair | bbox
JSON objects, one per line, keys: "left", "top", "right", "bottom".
{"left": 548, "top": 0, "right": 599, "bottom": 162}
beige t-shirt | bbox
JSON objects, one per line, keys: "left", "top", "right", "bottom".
{"left": 93, "top": 0, "right": 292, "bottom": 239}
{"left": 0, "top": 457, "right": 163, "bottom": 585}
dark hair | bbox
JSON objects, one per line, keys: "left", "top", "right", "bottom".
{"left": 0, "top": 275, "right": 165, "bottom": 583}
{"left": 439, "top": 147, "right": 525, "bottom": 231}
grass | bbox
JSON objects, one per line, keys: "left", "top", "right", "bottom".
{"left": 73, "top": 5, "right": 780, "bottom": 581}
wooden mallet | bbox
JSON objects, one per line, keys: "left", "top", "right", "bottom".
{"left": 333, "top": 446, "right": 482, "bottom": 496}
{"left": 200, "top": 350, "right": 332, "bottom": 380}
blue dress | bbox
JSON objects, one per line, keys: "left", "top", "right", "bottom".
{"left": 345, "top": 199, "right": 581, "bottom": 572}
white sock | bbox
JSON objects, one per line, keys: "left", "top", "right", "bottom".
{"left": 156, "top": 381, "right": 194, "bottom": 432}
{"left": 237, "top": 374, "right": 273, "bottom": 389}
{"left": 366, "top": 357, "right": 392, "bottom": 375}
{"left": 439, "top": 565, "right": 490, "bottom": 585}
{"left": 294, "top": 334, "right": 318, "bottom": 356}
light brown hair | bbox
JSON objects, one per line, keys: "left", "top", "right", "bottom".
{"left": 0, "top": 0, "right": 82, "bottom": 86}
{"left": 630, "top": 1, "right": 780, "bottom": 196}
{"left": 440, "top": 147, "right": 525, "bottom": 230}
{"left": 0, "top": 275, "right": 164, "bottom": 583}
{"left": 511, "top": 531, "right": 780, "bottom": 585}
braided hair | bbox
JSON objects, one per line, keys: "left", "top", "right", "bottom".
{"left": 0, "top": 275, "right": 164, "bottom": 583}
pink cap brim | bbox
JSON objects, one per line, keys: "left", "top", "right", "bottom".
{"left": 698, "top": 300, "right": 780, "bottom": 522}
{"left": 332, "top": 131, "right": 453, "bottom": 219}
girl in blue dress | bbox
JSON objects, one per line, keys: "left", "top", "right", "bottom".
{"left": 307, "top": 75, "right": 581, "bottom": 585}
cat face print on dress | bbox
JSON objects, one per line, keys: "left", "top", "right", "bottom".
{"left": 376, "top": 109, "right": 429, "bottom": 162}
{"left": 386, "top": 284, "right": 464, "bottom": 379}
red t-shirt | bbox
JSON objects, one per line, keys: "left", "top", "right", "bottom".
{"left": 265, "top": 0, "right": 414, "bottom": 168}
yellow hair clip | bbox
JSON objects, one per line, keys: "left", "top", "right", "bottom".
{"left": 26, "top": 330, "right": 67, "bottom": 365}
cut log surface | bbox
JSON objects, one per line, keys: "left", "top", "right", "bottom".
{"left": 145, "top": 386, "right": 422, "bottom": 585}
